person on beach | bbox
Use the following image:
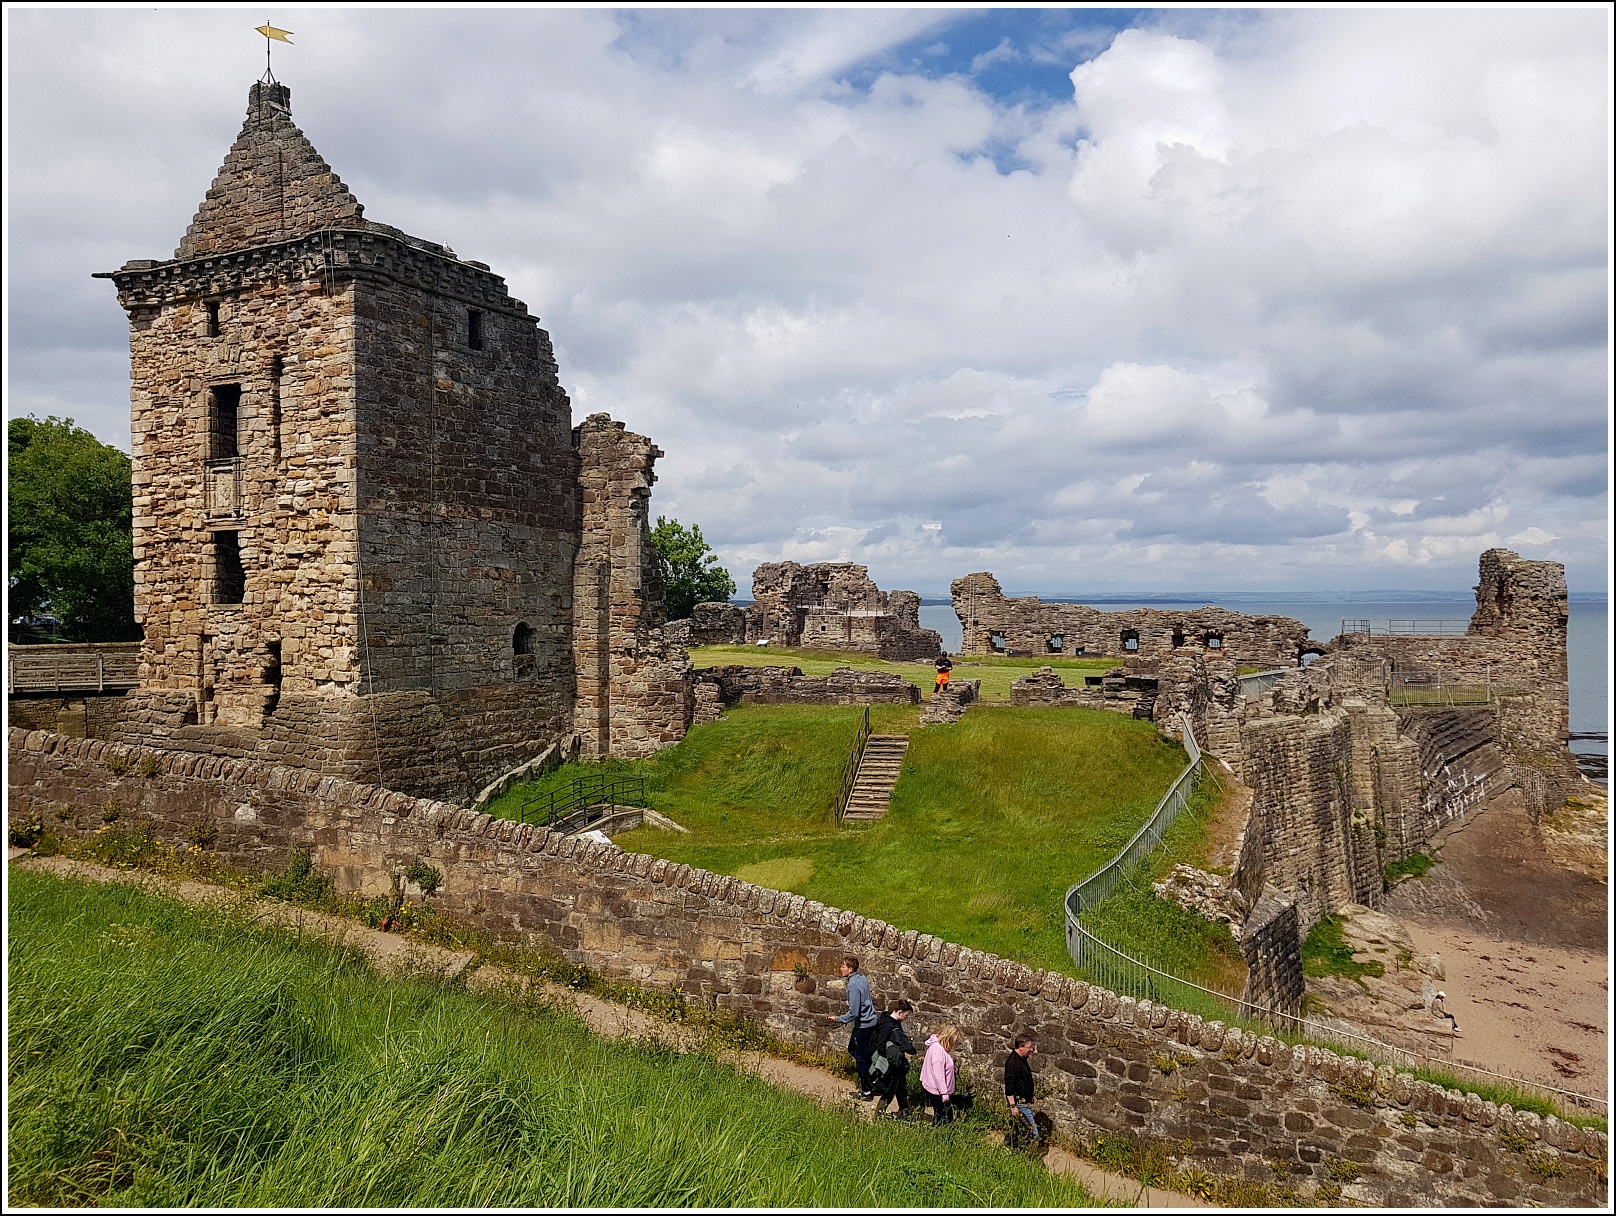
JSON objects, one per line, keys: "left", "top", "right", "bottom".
{"left": 1003, "top": 1034, "right": 1041, "bottom": 1147}
{"left": 870, "top": 1000, "right": 916, "bottom": 1117}
{"left": 825, "top": 955, "right": 879, "bottom": 1099}
{"left": 920, "top": 1024, "right": 962, "bottom": 1125}
{"left": 933, "top": 653, "right": 953, "bottom": 697}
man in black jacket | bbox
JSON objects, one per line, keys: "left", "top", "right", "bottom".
{"left": 1004, "top": 1034, "right": 1040, "bottom": 1146}
{"left": 870, "top": 1000, "right": 916, "bottom": 1117}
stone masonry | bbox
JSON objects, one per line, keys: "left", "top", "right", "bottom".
{"left": 9, "top": 725, "right": 1606, "bottom": 1209}
{"left": 751, "top": 563, "right": 941, "bottom": 660}
{"left": 91, "top": 81, "right": 684, "bottom": 801}
{"left": 952, "top": 572, "right": 1315, "bottom": 667}
{"left": 572, "top": 414, "right": 690, "bottom": 760}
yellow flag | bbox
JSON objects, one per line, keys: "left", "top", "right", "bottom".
{"left": 256, "top": 24, "right": 293, "bottom": 43}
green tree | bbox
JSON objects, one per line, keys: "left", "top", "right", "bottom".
{"left": 8, "top": 415, "right": 139, "bottom": 642}
{"left": 650, "top": 516, "right": 736, "bottom": 621}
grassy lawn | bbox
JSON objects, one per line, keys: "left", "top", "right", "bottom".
{"left": 6, "top": 870, "right": 1100, "bottom": 1208}
{"left": 491, "top": 702, "right": 1194, "bottom": 975}
{"left": 1077, "top": 772, "right": 1249, "bottom": 993}
{"left": 689, "top": 644, "right": 1117, "bottom": 702}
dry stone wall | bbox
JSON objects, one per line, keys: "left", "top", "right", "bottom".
{"left": 1009, "top": 666, "right": 1157, "bottom": 719}
{"left": 8, "top": 726, "right": 1604, "bottom": 1209}
{"left": 952, "top": 573, "right": 1314, "bottom": 668}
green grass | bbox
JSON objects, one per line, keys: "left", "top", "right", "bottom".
{"left": 491, "top": 702, "right": 1191, "bottom": 974}
{"left": 1300, "top": 915, "right": 1385, "bottom": 981}
{"left": 6, "top": 869, "right": 1103, "bottom": 1208}
{"left": 1078, "top": 775, "right": 1248, "bottom": 993}
{"left": 1383, "top": 852, "right": 1436, "bottom": 886}
{"left": 689, "top": 644, "right": 1117, "bottom": 702}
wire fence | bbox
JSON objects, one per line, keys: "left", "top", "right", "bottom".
{"left": 1065, "top": 714, "right": 1202, "bottom": 916}
{"left": 1060, "top": 715, "right": 1607, "bottom": 1116}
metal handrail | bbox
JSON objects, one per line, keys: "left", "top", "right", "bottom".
{"left": 1065, "top": 713, "right": 1202, "bottom": 915}
{"left": 1237, "top": 668, "right": 1290, "bottom": 699}
{"left": 1067, "top": 917, "right": 1605, "bottom": 1114}
{"left": 517, "top": 773, "right": 646, "bottom": 830}
{"left": 833, "top": 705, "right": 872, "bottom": 826}
{"left": 1061, "top": 713, "right": 1605, "bottom": 1115}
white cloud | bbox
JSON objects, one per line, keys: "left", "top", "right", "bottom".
{"left": 5, "top": 8, "right": 1607, "bottom": 594}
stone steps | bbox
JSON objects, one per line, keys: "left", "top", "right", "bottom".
{"left": 841, "top": 735, "right": 910, "bottom": 821}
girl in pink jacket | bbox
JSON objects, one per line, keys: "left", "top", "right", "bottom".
{"left": 920, "top": 1024, "right": 961, "bottom": 1125}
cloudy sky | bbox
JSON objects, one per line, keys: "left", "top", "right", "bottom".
{"left": 7, "top": 7, "right": 1610, "bottom": 595}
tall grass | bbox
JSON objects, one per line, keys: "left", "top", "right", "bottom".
{"left": 7, "top": 871, "right": 1100, "bottom": 1208}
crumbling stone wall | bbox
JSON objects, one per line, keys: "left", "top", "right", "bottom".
{"left": 952, "top": 573, "right": 1315, "bottom": 668}
{"left": 1335, "top": 549, "right": 1578, "bottom": 813}
{"left": 10, "top": 727, "right": 1604, "bottom": 1209}
{"left": 692, "top": 666, "right": 918, "bottom": 707}
{"left": 1009, "top": 667, "right": 1157, "bottom": 719}
{"left": 750, "top": 563, "right": 941, "bottom": 660}
{"left": 572, "top": 415, "right": 691, "bottom": 760}
{"left": 679, "top": 601, "right": 757, "bottom": 647}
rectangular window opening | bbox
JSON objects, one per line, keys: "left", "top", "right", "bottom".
{"left": 1122, "top": 631, "right": 1139, "bottom": 652}
{"left": 990, "top": 633, "right": 1006, "bottom": 654}
{"left": 1206, "top": 634, "right": 1224, "bottom": 649}
{"left": 208, "top": 384, "right": 242, "bottom": 460}
{"left": 213, "top": 531, "right": 245, "bottom": 605}
{"left": 1047, "top": 635, "right": 1064, "bottom": 653}
{"left": 468, "top": 309, "right": 484, "bottom": 350}
{"left": 205, "top": 300, "right": 222, "bottom": 338}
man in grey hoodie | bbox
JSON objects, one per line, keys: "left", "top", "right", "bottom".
{"left": 825, "top": 954, "right": 879, "bottom": 1098}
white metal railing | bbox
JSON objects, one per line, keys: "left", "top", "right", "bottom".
{"left": 1342, "top": 618, "right": 1469, "bottom": 637}
{"left": 1237, "top": 668, "right": 1290, "bottom": 699}
{"left": 8, "top": 643, "right": 141, "bottom": 693}
{"left": 204, "top": 457, "right": 246, "bottom": 519}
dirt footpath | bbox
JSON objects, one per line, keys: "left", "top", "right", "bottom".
{"left": 13, "top": 854, "right": 1206, "bottom": 1209}
{"left": 1381, "top": 790, "right": 1608, "bottom": 1102}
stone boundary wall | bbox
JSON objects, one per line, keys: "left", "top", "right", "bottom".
{"left": 1009, "top": 667, "right": 1156, "bottom": 719}
{"left": 693, "top": 666, "right": 920, "bottom": 707}
{"left": 8, "top": 727, "right": 1605, "bottom": 1207}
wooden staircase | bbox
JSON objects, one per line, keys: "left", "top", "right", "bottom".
{"left": 840, "top": 735, "right": 910, "bottom": 822}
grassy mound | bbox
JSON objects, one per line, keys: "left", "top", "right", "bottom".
{"left": 7, "top": 870, "right": 1096, "bottom": 1208}
{"left": 492, "top": 702, "right": 1197, "bottom": 973}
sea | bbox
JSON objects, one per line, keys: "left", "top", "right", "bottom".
{"left": 916, "top": 596, "right": 1608, "bottom": 780}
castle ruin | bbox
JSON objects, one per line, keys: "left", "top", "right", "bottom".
{"left": 951, "top": 572, "right": 1317, "bottom": 668}
{"left": 679, "top": 562, "right": 942, "bottom": 661}
{"left": 91, "top": 81, "right": 688, "bottom": 800}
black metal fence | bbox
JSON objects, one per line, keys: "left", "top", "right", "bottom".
{"left": 833, "top": 706, "right": 872, "bottom": 825}
{"left": 518, "top": 772, "right": 647, "bottom": 831}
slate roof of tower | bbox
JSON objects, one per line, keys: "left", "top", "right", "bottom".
{"left": 173, "top": 81, "right": 369, "bottom": 260}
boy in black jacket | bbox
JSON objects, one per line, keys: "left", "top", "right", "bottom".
{"left": 1004, "top": 1034, "right": 1040, "bottom": 1146}
{"left": 870, "top": 1001, "right": 916, "bottom": 1117}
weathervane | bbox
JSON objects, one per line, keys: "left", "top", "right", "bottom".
{"left": 256, "top": 21, "right": 293, "bottom": 83}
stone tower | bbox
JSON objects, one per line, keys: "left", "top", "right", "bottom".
{"left": 97, "top": 81, "right": 687, "bottom": 799}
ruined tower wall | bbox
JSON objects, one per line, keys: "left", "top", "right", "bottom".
{"left": 951, "top": 572, "right": 1313, "bottom": 668}
{"left": 350, "top": 264, "right": 579, "bottom": 786}
{"left": 572, "top": 416, "right": 691, "bottom": 760}
{"left": 750, "top": 562, "right": 940, "bottom": 659}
